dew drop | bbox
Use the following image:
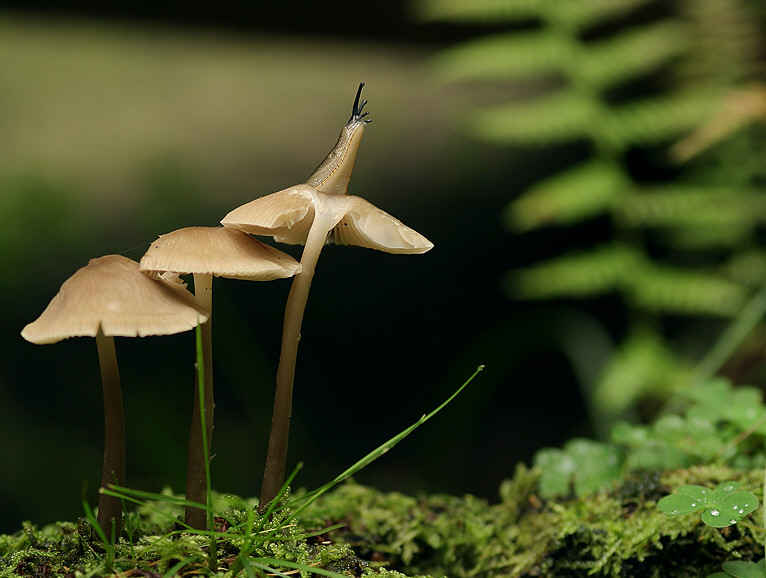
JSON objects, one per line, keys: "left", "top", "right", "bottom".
{"left": 691, "top": 502, "right": 697, "bottom": 507}
{"left": 710, "top": 509, "right": 720, "bottom": 517}
{"left": 730, "top": 519, "right": 737, "bottom": 525}
{"left": 739, "top": 509, "right": 744, "bottom": 514}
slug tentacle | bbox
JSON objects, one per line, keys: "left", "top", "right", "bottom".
{"left": 307, "top": 82, "right": 371, "bottom": 196}
{"left": 349, "top": 82, "right": 371, "bottom": 124}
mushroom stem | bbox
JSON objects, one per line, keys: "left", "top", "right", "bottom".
{"left": 259, "top": 210, "right": 338, "bottom": 509}
{"left": 95, "top": 329, "right": 126, "bottom": 541}
{"left": 185, "top": 273, "right": 215, "bottom": 530}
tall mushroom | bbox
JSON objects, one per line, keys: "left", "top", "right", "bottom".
{"left": 221, "top": 84, "right": 434, "bottom": 508}
{"left": 139, "top": 226, "right": 300, "bottom": 529}
{"left": 21, "top": 254, "right": 209, "bottom": 540}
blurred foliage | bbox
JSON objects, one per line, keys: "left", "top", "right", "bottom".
{"left": 534, "top": 377, "right": 766, "bottom": 499}
{"left": 0, "top": 175, "right": 91, "bottom": 293}
{"left": 412, "top": 0, "right": 766, "bottom": 429}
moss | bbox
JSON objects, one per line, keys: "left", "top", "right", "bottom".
{"left": 1, "top": 465, "right": 763, "bottom": 576}
{"left": 303, "top": 465, "right": 766, "bottom": 577}
{"left": 0, "top": 492, "right": 369, "bottom": 578}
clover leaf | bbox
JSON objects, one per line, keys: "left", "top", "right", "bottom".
{"left": 709, "top": 558, "right": 766, "bottom": 578}
{"left": 534, "top": 438, "right": 622, "bottom": 498}
{"left": 658, "top": 481, "right": 759, "bottom": 528}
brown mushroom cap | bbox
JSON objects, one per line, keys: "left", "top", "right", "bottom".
{"left": 21, "top": 254, "right": 209, "bottom": 345}
{"left": 221, "top": 184, "right": 317, "bottom": 245}
{"left": 139, "top": 226, "right": 301, "bottom": 280}
{"left": 332, "top": 196, "right": 434, "bottom": 254}
{"left": 221, "top": 184, "right": 433, "bottom": 254}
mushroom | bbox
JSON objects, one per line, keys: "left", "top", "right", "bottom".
{"left": 139, "top": 226, "right": 300, "bottom": 529}
{"left": 21, "top": 254, "right": 209, "bottom": 540}
{"left": 221, "top": 84, "right": 433, "bottom": 508}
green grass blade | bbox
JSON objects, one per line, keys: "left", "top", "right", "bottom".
{"left": 289, "top": 365, "right": 484, "bottom": 517}
{"left": 100, "top": 486, "right": 199, "bottom": 531}
{"left": 163, "top": 556, "right": 202, "bottom": 577}
{"left": 102, "top": 485, "right": 212, "bottom": 512}
{"left": 81, "top": 487, "right": 115, "bottom": 569}
{"left": 249, "top": 557, "right": 352, "bottom": 578}
{"left": 694, "top": 283, "right": 766, "bottom": 382}
{"left": 194, "top": 322, "right": 217, "bottom": 571}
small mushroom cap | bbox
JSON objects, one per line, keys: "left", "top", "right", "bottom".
{"left": 222, "top": 184, "right": 434, "bottom": 254}
{"left": 21, "top": 254, "right": 209, "bottom": 345}
{"left": 139, "top": 226, "right": 301, "bottom": 281}
{"left": 221, "top": 184, "right": 317, "bottom": 245}
{"left": 331, "top": 196, "right": 434, "bottom": 255}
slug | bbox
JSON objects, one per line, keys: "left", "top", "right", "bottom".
{"left": 306, "top": 82, "right": 371, "bottom": 196}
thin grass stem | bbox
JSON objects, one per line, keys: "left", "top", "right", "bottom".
{"left": 695, "top": 284, "right": 766, "bottom": 382}
{"left": 289, "top": 365, "right": 484, "bottom": 519}
{"left": 194, "top": 322, "right": 217, "bottom": 571}
{"left": 163, "top": 556, "right": 202, "bottom": 578}
{"left": 186, "top": 275, "right": 215, "bottom": 530}
{"left": 249, "top": 558, "right": 352, "bottom": 578}
{"left": 82, "top": 492, "right": 115, "bottom": 569}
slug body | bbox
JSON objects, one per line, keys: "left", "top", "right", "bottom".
{"left": 307, "top": 82, "right": 371, "bottom": 196}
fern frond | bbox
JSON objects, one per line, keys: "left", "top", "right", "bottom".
{"left": 601, "top": 91, "right": 721, "bottom": 149}
{"left": 628, "top": 265, "right": 747, "bottom": 316}
{"left": 548, "top": 0, "right": 661, "bottom": 31}
{"left": 676, "top": 0, "right": 764, "bottom": 86}
{"left": 661, "top": 222, "right": 754, "bottom": 249}
{"left": 429, "top": 31, "right": 569, "bottom": 84}
{"left": 507, "top": 244, "right": 642, "bottom": 299}
{"left": 430, "top": 21, "right": 689, "bottom": 88}
{"left": 469, "top": 89, "right": 717, "bottom": 147}
{"left": 670, "top": 85, "right": 766, "bottom": 162}
{"left": 617, "top": 186, "right": 766, "bottom": 228}
{"left": 505, "top": 161, "right": 630, "bottom": 231}
{"left": 468, "top": 89, "right": 598, "bottom": 145}
{"left": 411, "top": 0, "right": 658, "bottom": 30}
{"left": 616, "top": 185, "right": 766, "bottom": 247}
{"left": 725, "top": 250, "right": 766, "bottom": 288}
{"left": 578, "top": 22, "right": 691, "bottom": 91}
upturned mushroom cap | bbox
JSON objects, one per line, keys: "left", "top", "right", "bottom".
{"left": 139, "top": 226, "right": 301, "bottom": 280}
{"left": 21, "top": 254, "right": 209, "bottom": 345}
{"left": 331, "top": 196, "right": 434, "bottom": 254}
{"left": 221, "top": 184, "right": 433, "bottom": 255}
{"left": 221, "top": 184, "right": 317, "bottom": 244}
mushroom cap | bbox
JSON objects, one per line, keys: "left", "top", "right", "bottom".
{"left": 221, "top": 184, "right": 317, "bottom": 245}
{"left": 222, "top": 184, "right": 434, "bottom": 255}
{"left": 21, "top": 254, "right": 209, "bottom": 345}
{"left": 331, "top": 196, "right": 434, "bottom": 255}
{"left": 139, "top": 226, "right": 301, "bottom": 281}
